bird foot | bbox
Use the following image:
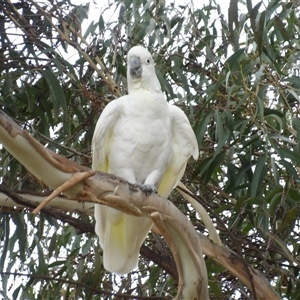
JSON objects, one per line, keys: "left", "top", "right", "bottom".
{"left": 135, "top": 183, "right": 157, "bottom": 195}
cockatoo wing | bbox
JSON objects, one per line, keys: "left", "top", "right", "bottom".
{"left": 92, "top": 99, "right": 123, "bottom": 174}
{"left": 92, "top": 97, "right": 157, "bottom": 274}
{"left": 158, "top": 105, "right": 199, "bottom": 198}
{"left": 92, "top": 98, "right": 149, "bottom": 274}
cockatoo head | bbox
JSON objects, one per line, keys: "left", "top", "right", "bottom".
{"left": 127, "top": 45, "right": 161, "bottom": 93}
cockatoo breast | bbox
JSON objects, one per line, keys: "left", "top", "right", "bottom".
{"left": 107, "top": 91, "right": 172, "bottom": 185}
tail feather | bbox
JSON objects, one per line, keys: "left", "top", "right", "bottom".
{"left": 95, "top": 204, "right": 153, "bottom": 274}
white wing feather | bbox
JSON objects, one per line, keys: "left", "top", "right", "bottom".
{"left": 92, "top": 98, "right": 124, "bottom": 174}
{"left": 92, "top": 96, "right": 155, "bottom": 274}
{"left": 158, "top": 105, "right": 199, "bottom": 198}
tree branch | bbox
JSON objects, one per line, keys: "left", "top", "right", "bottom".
{"left": 0, "top": 185, "right": 178, "bottom": 279}
{"left": 0, "top": 109, "right": 280, "bottom": 300}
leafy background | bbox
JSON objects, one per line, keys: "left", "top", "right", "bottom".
{"left": 0, "top": 0, "right": 300, "bottom": 299}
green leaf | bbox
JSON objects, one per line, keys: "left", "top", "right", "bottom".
{"left": 24, "top": 82, "right": 35, "bottom": 112}
{"left": 0, "top": 214, "right": 10, "bottom": 278}
{"left": 48, "top": 232, "right": 57, "bottom": 257}
{"left": 269, "top": 192, "right": 282, "bottom": 217}
{"left": 156, "top": 69, "right": 175, "bottom": 99}
{"left": 286, "top": 88, "right": 299, "bottom": 102}
{"left": 257, "top": 11, "right": 265, "bottom": 55}
{"left": 86, "top": 247, "right": 102, "bottom": 300}
{"left": 274, "top": 16, "right": 290, "bottom": 41}
{"left": 265, "top": 184, "right": 283, "bottom": 203}
{"left": 3, "top": 74, "right": 12, "bottom": 96}
{"left": 172, "top": 60, "right": 190, "bottom": 93}
{"left": 208, "top": 273, "right": 223, "bottom": 297}
{"left": 98, "top": 14, "right": 106, "bottom": 32}
{"left": 271, "top": 156, "right": 280, "bottom": 185}
{"left": 39, "top": 70, "right": 67, "bottom": 122}
{"left": 12, "top": 213, "right": 27, "bottom": 262}
{"left": 279, "top": 159, "right": 300, "bottom": 181}
{"left": 264, "top": 108, "right": 284, "bottom": 117}
{"left": 84, "top": 20, "right": 97, "bottom": 39}
{"left": 276, "top": 147, "right": 300, "bottom": 165}
{"left": 292, "top": 118, "right": 300, "bottom": 152}
{"left": 35, "top": 236, "right": 48, "bottom": 275}
{"left": 214, "top": 110, "right": 229, "bottom": 154}
{"left": 266, "top": 114, "right": 283, "bottom": 131}
{"left": 285, "top": 76, "right": 300, "bottom": 89}
{"left": 256, "top": 97, "right": 265, "bottom": 121}
{"left": 8, "top": 159, "right": 21, "bottom": 187}
{"left": 198, "top": 151, "right": 227, "bottom": 183}
{"left": 149, "top": 266, "right": 161, "bottom": 290}
{"left": 51, "top": 57, "right": 64, "bottom": 75}
{"left": 195, "top": 111, "right": 213, "bottom": 146}
{"left": 270, "top": 134, "right": 296, "bottom": 145}
{"left": 12, "top": 285, "right": 23, "bottom": 299}
{"left": 282, "top": 207, "right": 297, "bottom": 227}
{"left": 228, "top": 0, "right": 238, "bottom": 32}
{"left": 288, "top": 189, "right": 300, "bottom": 203}
{"left": 226, "top": 48, "right": 245, "bottom": 70}
{"left": 251, "top": 153, "right": 267, "bottom": 197}
{"left": 63, "top": 58, "right": 79, "bottom": 83}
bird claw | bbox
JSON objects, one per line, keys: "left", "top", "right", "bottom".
{"left": 135, "top": 183, "right": 157, "bottom": 195}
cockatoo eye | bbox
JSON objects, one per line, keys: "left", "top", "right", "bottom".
{"left": 146, "top": 59, "right": 150, "bottom": 63}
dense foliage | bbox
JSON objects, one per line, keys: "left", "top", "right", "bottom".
{"left": 1, "top": 0, "right": 300, "bottom": 299}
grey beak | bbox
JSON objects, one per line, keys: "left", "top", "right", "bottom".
{"left": 129, "top": 56, "right": 142, "bottom": 78}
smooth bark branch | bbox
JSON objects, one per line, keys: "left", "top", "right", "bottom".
{"left": 0, "top": 191, "right": 93, "bottom": 212}
{"left": 198, "top": 234, "right": 280, "bottom": 300}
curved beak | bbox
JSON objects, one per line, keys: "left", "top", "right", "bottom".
{"left": 129, "top": 56, "right": 142, "bottom": 78}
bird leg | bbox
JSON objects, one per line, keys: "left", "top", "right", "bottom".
{"left": 134, "top": 182, "right": 157, "bottom": 195}
{"left": 32, "top": 170, "right": 96, "bottom": 215}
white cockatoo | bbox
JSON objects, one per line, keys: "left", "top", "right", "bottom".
{"left": 92, "top": 45, "right": 199, "bottom": 274}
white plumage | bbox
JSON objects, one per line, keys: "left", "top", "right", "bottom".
{"left": 92, "top": 45, "right": 199, "bottom": 274}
